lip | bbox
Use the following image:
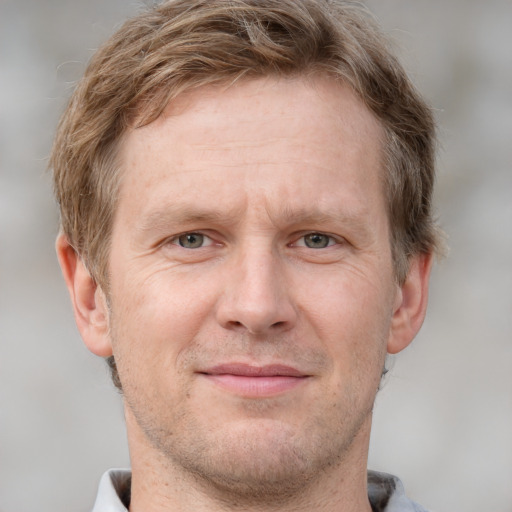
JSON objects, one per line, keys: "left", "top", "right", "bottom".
{"left": 199, "top": 363, "right": 310, "bottom": 397}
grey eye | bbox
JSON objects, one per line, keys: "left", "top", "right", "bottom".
{"left": 177, "top": 233, "right": 204, "bottom": 248}
{"left": 304, "top": 233, "right": 331, "bottom": 248}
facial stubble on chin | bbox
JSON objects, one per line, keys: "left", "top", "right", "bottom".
{"left": 125, "top": 397, "right": 375, "bottom": 509}
{"left": 112, "top": 327, "right": 385, "bottom": 508}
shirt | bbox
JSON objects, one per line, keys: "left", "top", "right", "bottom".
{"left": 91, "top": 468, "right": 430, "bottom": 512}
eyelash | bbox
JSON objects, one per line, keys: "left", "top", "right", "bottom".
{"left": 170, "top": 232, "right": 214, "bottom": 249}
{"left": 167, "top": 231, "right": 341, "bottom": 250}
{"left": 291, "top": 232, "right": 339, "bottom": 249}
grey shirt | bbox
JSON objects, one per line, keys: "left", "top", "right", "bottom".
{"left": 91, "top": 469, "right": 430, "bottom": 511}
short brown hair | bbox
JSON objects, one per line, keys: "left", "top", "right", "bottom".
{"left": 51, "top": 0, "right": 441, "bottom": 388}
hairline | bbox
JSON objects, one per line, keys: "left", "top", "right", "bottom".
{"left": 81, "top": 72, "right": 412, "bottom": 294}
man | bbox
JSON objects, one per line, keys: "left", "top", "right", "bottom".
{"left": 51, "top": 0, "right": 441, "bottom": 510}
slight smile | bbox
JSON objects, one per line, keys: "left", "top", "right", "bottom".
{"left": 199, "top": 363, "right": 311, "bottom": 398}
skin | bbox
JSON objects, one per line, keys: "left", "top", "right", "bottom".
{"left": 57, "top": 75, "right": 432, "bottom": 512}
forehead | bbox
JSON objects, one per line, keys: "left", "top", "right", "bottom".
{"left": 117, "top": 76, "right": 386, "bottom": 223}
{"left": 151, "top": 75, "right": 383, "bottom": 153}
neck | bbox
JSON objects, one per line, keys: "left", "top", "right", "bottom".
{"left": 125, "top": 409, "right": 374, "bottom": 512}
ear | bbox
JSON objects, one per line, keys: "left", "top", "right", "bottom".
{"left": 56, "top": 233, "right": 113, "bottom": 357}
{"left": 387, "top": 252, "right": 433, "bottom": 355}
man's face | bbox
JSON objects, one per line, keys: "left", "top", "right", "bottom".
{"left": 105, "top": 76, "right": 404, "bottom": 493}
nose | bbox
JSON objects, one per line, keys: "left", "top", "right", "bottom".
{"left": 215, "top": 245, "right": 297, "bottom": 335}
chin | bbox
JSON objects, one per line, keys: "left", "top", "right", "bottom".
{"left": 160, "top": 415, "right": 362, "bottom": 504}
{"left": 182, "top": 422, "right": 323, "bottom": 498}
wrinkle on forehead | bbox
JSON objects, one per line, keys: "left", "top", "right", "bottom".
{"left": 118, "top": 75, "right": 387, "bottom": 246}
{"left": 142, "top": 74, "right": 384, "bottom": 144}
{"left": 121, "top": 76, "right": 384, "bottom": 178}
{"left": 134, "top": 198, "right": 376, "bottom": 245}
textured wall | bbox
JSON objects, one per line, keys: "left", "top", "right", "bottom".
{"left": 0, "top": 1, "right": 510, "bottom": 511}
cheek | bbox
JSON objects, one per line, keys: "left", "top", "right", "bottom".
{"left": 108, "top": 269, "right": 218, "bottom": 375}
{"left": 297, "top": 267, "right": 393, "bottom": 368}
{"left": 304, "top": 262, "right": 394, "bottom": 320}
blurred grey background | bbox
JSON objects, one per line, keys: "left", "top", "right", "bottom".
{"left": 1, "top": 1, "right": 511, "bottom": 511}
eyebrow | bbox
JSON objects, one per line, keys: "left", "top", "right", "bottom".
{"left": 135, "top": 204, "right": 246, "bottom": 235}
{"left": 135, "top": 202, "right": 374, "bottom": 240}
{"left": 272, "top": 204, "right": 374, "bottom": 234}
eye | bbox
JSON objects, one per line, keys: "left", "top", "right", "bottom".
{"left": 295, "top": 233, "right": 338, "bottom": 249}
{"left": 293, "top": 233, "right": 338, "bottom": 249}
{"left": 173, "top": 232, "right": 213, "bottom": 249}
{"left": 304, "top": 233, "right": 334, "bottom": 248}
{"left": 288, "top": 231, "right": 348, "bottom": 263}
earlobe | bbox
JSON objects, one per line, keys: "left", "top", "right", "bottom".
{"left": 387, "top": 252, "right": 433, "bottom": 355}
{"left": 56, "top": 233, "right": 113, "bottom": 357}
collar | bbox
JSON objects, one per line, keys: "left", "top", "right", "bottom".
{"left": 92, "top": 468, "right": 429, "bottom": 512}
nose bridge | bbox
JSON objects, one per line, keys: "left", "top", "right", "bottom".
{"left": 217, "top": 239, "right": 296, "bottom": 334}
{"left": 240, "top": 243, "right": 279, "bottom": 304}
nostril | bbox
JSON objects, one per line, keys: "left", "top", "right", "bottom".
{"left": 217, "top": 295, "right": 297, "bottom": 334}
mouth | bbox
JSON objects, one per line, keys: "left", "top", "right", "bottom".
{"left": 199, "top": 363, "right": 310, "bottom": 397}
